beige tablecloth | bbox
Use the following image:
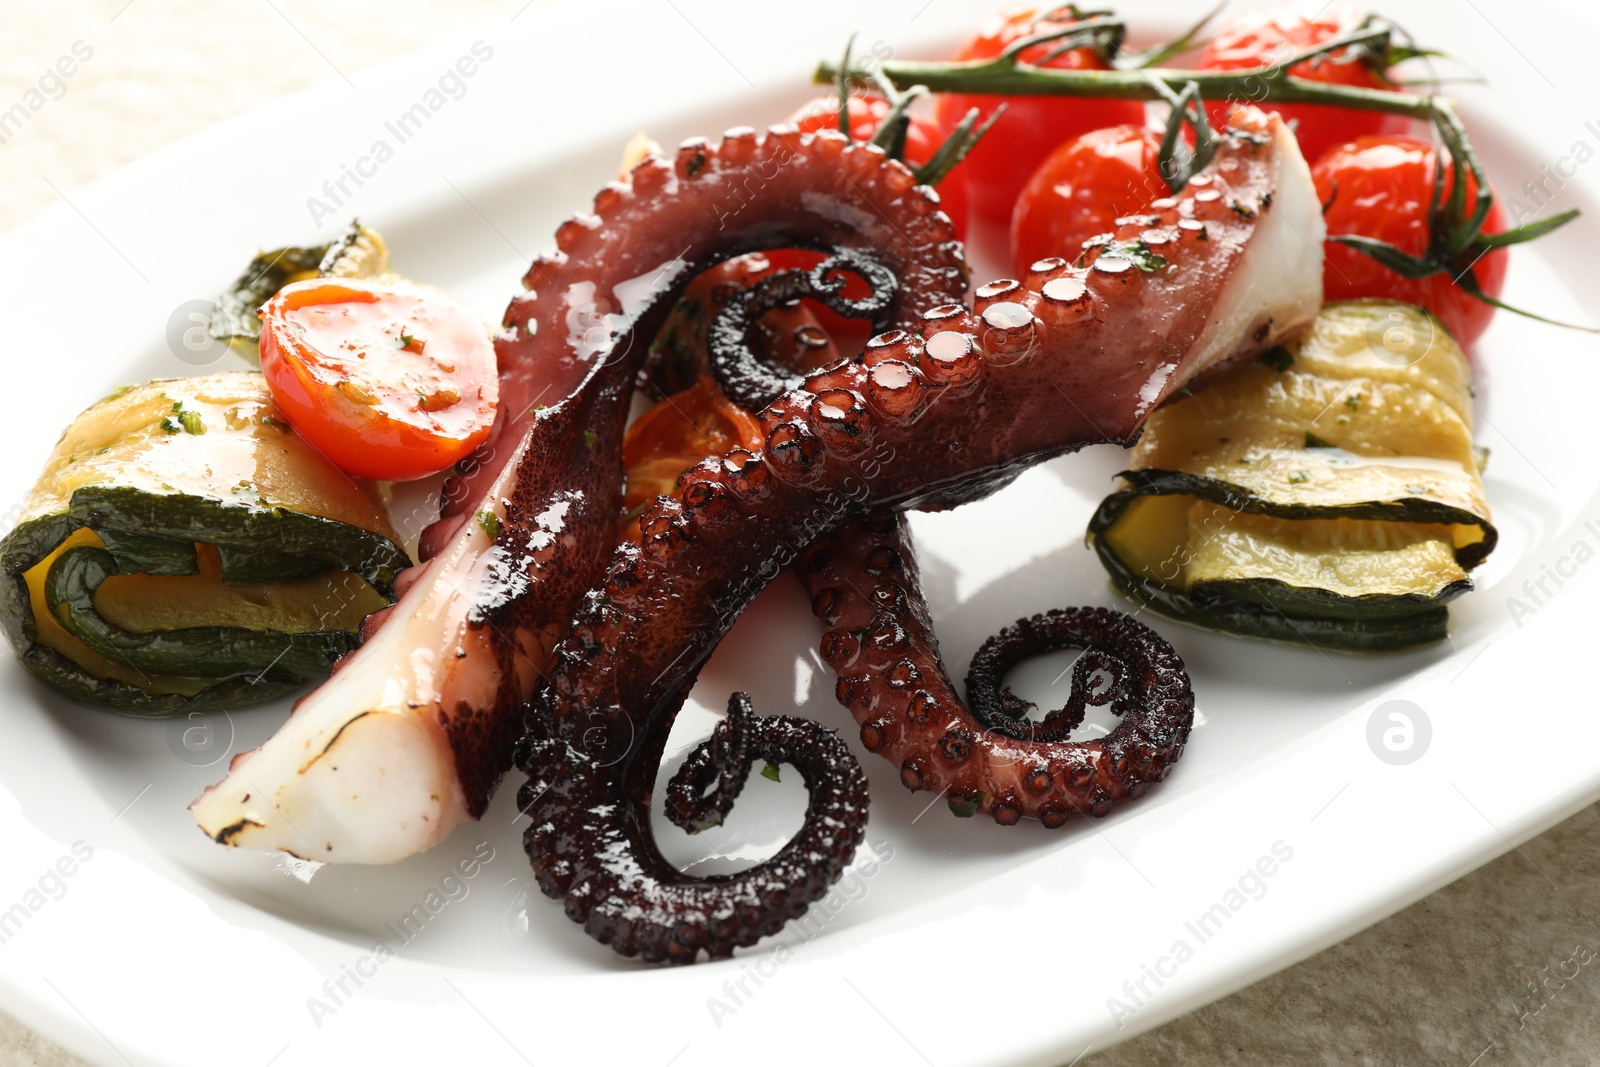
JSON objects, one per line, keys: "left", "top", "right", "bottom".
{"left": 3, "top": 3, "right": 1595, "bottom": 1065}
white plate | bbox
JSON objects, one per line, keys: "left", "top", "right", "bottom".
{"left": 2, "top": 2, "right": 1598, "bottom": 1064}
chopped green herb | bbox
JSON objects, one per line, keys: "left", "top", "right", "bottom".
{"left": 760, "top": 761, "right": 781, "bottom": 783}
{"left": 261, "top": 415, "right": 293, "bottom": 432}
{"left": 1304, "top": 432, "right": 1335, "bottom": 449}
{"left": 476, "top": 510, "right": 501, "bottom": 540}
{"left": 1288, "top": 470, "right": 1311, "bottom": 485}
{"left": 1257, "top": 347, "right": 1293, "bottom": 373}
{"left": 947, "top": 791, "right": 985, "bottom": 819}
{"left": 1344, "top": 392, "right": 1363, "bottom": 411}
{"left": 1404, "top": 483, "right": 1431, "bottom": 495}
{"left": 162, "top": 402, "right": 205, "bottom": 434}
{"left": 1099, "top": 238, "right": 1168, "bottom": 272}
{"left": 582, "top": 430, "right": 598, "bottom": 447}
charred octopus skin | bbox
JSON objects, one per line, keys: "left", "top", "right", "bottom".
{"left": 518, "top": 107, "right": 1322, "bottom": 961}
{"left": 192, "top": 126, "right": 965, "bottom": 864}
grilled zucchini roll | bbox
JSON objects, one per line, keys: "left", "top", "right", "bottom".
{"left": 1, "top": 373, "right": 407, "bottom": 714}
{"left": 1087, "top": 301, "right": 1495, "bottom": 652}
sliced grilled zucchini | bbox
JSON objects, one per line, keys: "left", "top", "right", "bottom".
{"left": 1087, "top": 300, "right": 1495, "bottom": 652}
{"left": 1, "top": 372, "right": 407, "bottom": 714}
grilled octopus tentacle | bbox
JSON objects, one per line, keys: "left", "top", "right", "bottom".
{"left": 520, "top": 109, "right": 1322, "bottom": 958}
{"left": 709, "top": 249, "right": 899, "bottom": 410}
{"left": 799, "top": 514, "right": 1193, "bottom": 825}
{"left": 520, "top": 687, "right": 867, "bottom": 963}
{"left": 192, "top": 126, "right": 964, "bottom": 863}
{"left": 705, "top": 259, "right": 1190, "bottom": 824}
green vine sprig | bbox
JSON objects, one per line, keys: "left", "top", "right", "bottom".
{"left": 818, "top": 5, "right": 1225, "bottom": 189}
{"left": 816, "top": 12, "right": 1590, "bottom": 330}
{"left": 826, "top": 33, "right": 1004, "bottom": 187}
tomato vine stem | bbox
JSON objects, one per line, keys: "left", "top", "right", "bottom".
{"left": 814, "top": 14, "right": 1591, "bottom": 331}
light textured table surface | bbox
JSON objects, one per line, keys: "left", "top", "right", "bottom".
{"left": 3, "top": 3, "right": 1595, "bottom": 1065}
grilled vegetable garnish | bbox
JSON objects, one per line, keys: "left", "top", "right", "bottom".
{"left": 0, "top": 373, "right": 407, "bottom": 714}
{"left": 1088, "top": 300, "right": 1495, "bottom": 651}
{"left": 209, "top": 220, "right": 391, "bottom": 362}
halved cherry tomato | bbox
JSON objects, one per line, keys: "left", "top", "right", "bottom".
{"left": 788, "top": 94, "right": 970, "bottom": 239}
{"left": 933, "top": 6, "right": 1146, "bottom": 227}
{"left": 258, "top": 278, "right": 498, "bottom": 480}
{"left": 621, "top": 375, "right": 763, "bottom": 541}
{"left": 1194, "top": 4, "right": 1410, "bottom": 168}
{"left": 1010, "top": 124, "right": 1167, "bottom": 277}
{"left": 1313, "top": 135, "right": 1508, "bottom": 347}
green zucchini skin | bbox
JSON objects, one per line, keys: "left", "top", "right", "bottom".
{"left": 3, "top": 635, "right": 309, "bottom": 716}
{"left": 1, "top": 486, "right": 405, "bottom": 591}
{"left": 45, "top": 546, "right": 356, "bottom": 680}
{"left": 1, "top": 372, "right": 409, "bottom": 717}
{"left": 1105, "top": 469, "right": 1498, "bottom": 569}
{"left": 1, "top": 488, "right": 405, "bottom": 716}
{"left": 208, "top": 242, "right": 328, "bottom": 360}
{"left": 1088, "top": 546, "right": 1452, "bottom": 652}
{"left": 1087, "top": 475, "right": 1479, "bottom": 653}
{"left": 208, "top": 220, "right": 390, "bottom": 362}
{"left": 0, "top": 574, "right": 309, "bottom": 716}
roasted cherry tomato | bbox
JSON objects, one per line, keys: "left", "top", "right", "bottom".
{"left": 933, "top": 6, "right": 1146, "bottom": 227}
{"left": 788, "top": 94, "right": 970, "bottom": 238}
{"left": 621, "top": 375, "right": 763, "bottom": 541}
{"left": 1010, "top": 124, "right": 1168, "bottom": 277}
{"left": 1194, "top": 4, "right": 1410, "bottom": 167}
{"left": 1313, "top": 135, "right": 1508, "bottom": 347}
{"left": 258, "top": 278, "right": 498, "bottom": 480}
